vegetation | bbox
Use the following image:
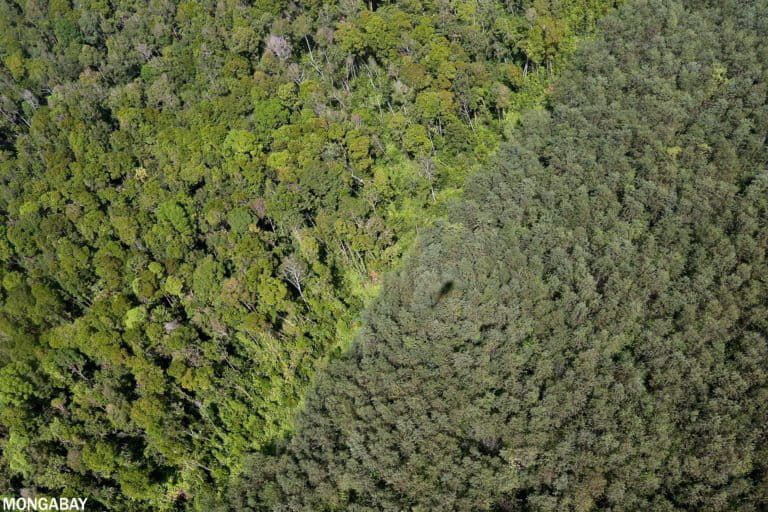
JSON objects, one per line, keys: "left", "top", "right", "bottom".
{"left": 0, "top": 0, "right": 618, "bottom": 509}
{"left": 227, "top": 0, "right": 768, "bottom": 509}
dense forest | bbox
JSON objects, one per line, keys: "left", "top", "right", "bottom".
{"left": 2, "top": 0, "right": 767, "bottom": 510}
{"left": 0, "top": 0, "right": 617, "bottom": 509}
{"left": 226, "top": 0, "right": 768, "bottom": 509}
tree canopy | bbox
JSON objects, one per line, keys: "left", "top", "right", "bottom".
{"left": 0, "top": 0, "right": 616, "bottom": 509}
{"left": 227, "top": 0, "right": 768, "bottom": 509}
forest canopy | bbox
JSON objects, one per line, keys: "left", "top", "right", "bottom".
{"left": 3, "top": 0, "right": 767, "bottom": 510}
{"left": 227, "top": 0, "right": 768, "bottom": 509}
{"left": 0, "top": 0, "right": 617, "bottom": 509}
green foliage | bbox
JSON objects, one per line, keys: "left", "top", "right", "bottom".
{"left": 164, "top": 275, "right": 183, "bottom": 296}
{"left": 0, "top": 362, "right": 38, "bottom": 406}
{"left": 229, "top": 0, "right": 768, "bottom": 509}
{"left": 124, "top": 306, "right": 147, "bottom": 329}
{"left": 0, "top": 0, "right": 617, "bottom": 509}
{"left": 226, "top": 207, "right": 253, "bottom": 234}
{"left": 157, "top": 200, "right": 193, "bottom": 236}
{"left": 402, "top": 124, "right": 432, "bottom": 155}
